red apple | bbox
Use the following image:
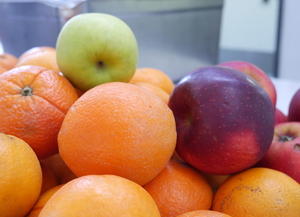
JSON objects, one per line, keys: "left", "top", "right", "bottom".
{"left": 168, "top": 66, "right": 275, "bottom": 175}
{"left": 288, "top": 88, "right": 300, "bottom": 122}
{"left": 218, "top": 60, "right": 277, "bottom": 107}
{"left": 275, "top": 108, "right": 288, "bottom": 125}
{"left": 255, "top": 122, "right": 300, "bottom": 183}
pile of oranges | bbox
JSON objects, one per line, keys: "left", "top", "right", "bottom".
{"left": 0, "top": 47, "right": 300, "bottom": 217}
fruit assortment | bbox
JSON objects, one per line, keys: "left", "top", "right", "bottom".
{"left": 0, "top": 12, "right": 300, "bottom": 217}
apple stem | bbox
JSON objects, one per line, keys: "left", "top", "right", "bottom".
{"left": 279, "top": 135, "right": 293, "bottom": 142}
{"left": 21, "top": 86, "right": 33, "bottom": 96}
{"left": 97, "top": 61, "right": 105, "bottom": 69}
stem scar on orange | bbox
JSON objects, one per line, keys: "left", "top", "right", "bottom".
{"left": 0, "top": 65, "right": 79, "bottom": 159}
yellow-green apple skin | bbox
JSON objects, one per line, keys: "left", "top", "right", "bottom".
{"left": 56, "top": 13, "right": 139, "bottom": 91}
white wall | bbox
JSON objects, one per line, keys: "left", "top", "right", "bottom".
{"left": 277, "top": 1, "right": 300, "bottom": 80}
{"left": 220, "top": 0, "right": 279, "bottom": 53}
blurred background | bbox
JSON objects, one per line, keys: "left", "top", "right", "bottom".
{"left": 0, "top": 0, "right": 299, "bottom": 82}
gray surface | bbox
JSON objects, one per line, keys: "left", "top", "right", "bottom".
{"left": 88, "top": 0, "right": 223, "bottom": 81}
{"left": 0, "top": 1, "right": 88, "bottom": 57}
{"left": 0, "top": 0, "right": 223, "bottom": 81}
{"left": 218, "top": 49, "right": 276, "bottom": 77}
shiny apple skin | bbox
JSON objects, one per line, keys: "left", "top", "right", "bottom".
{"left": 256, "top": 122, "right": 300, "bottom": 183}
{"left": 288, "top": 88, "right": 300, "bottom": 122}
{"left": 275, "top": 108, "right": 288, "bottom": 125}
{"left": 218, "top": 60, "right": 277, "bottom": 107}
{"left": 168, "top": 66, "right": 275, "bottom": 175}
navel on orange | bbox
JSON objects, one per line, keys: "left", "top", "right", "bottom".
{"left": 0, "top": 65, "right": 79, "bottom": 159}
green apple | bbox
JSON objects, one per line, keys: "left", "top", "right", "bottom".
{"left": 56, "top": 13, "right": 139, "bottom": 91}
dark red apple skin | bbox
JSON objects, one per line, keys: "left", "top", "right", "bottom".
{"left": 275, "top": 108, "right": 288, "bottom": 125}
{"left": 218, "top": 60, "right": 277, "bottom": 107}
{"left": 168, "top": 66, "right": 275, "bottom": 175}
{"left": 288, "top": 88, "right": 300, "bottom": 122}
{"left": 255, "top": 122, "right": 300, "bottom": 183}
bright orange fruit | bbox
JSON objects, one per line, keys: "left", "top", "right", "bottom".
{"left": 38, "top": 175, "right": 161, "bottom": 216}
{"left": 212, "top": 167, "right": 300, "bottom": 217}
{"left": 143, "top": 159, "right": 214, "bottom": 217}
{"left": 129, "top": 67, "right": 175, "bottom": 94}
{"left": 132, "top": 81, "right": 170, "bottom": 104}
{"left": 0, "top": 132, "right": 42, "bottom": 217}
{"left": 176, "top": 210, "right": 233, "bottom": 217}
{"left": 58, "top": 82, "right": 176, "bottom": 186}
{"left": 26, "top": 184, "right": 64, "bottom": 217}
{"left": 0, "top": 52, "right": 18, "bottom": 71}
{"left": 41, "top": 153, "right": 74, "bottom": 184}
{"left": 15, "top": 46, "right": 60, "bottom": 73}
{"left": 0, "top": 65, "right": 79, "bottom": 159}
{"left": 40, "top": 161, "right": 58, "bottom": 195}
{"left": 0, "top": 64, "right": 8, "bottom": 74}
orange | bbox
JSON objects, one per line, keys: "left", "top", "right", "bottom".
{"left": 41, "top": 153, "right": 75, "bottom": 184}
{"left": 38, "top": 175, "right": 161, "bottom": 217}
{"left": 143, "top": 159, "right": 214, "bottom": 217}
{"left": 129, "top": 67, "right": 175, "bottom": 94}
{"left": 198, "top": 171, "right": 230, "bottom": 193}
{"left": 0, "top": 65, "right": 79, "bottom": 159}
{"left": 0, "top": 132, "right": 42, "bottom": 217}
{"left": 15, "top": 46, "right": 60, "bottom": 73}
{"left": 75, "top": 88, "right": 86, "bottom": 97}
{"left": 40, "top": 161, "right": 58, "bottom": 195}
{"left": 212, "top": 167, "right": 300, "bottom": 217}
{"left": 58, "top": 82, "right": 176, "bottom": 186}
{"left": 0, "top": 52, "right": 18, "bottom": 71}
{"left": 132, "top": 81, "right": 170, "bottom": 104}
{"left": 0, "top": 64, "right": 8, "bottom": 74}
{"left": 176, "top": 210, "right": 233, "bottom": 217}
{"left": 61, "top": 168, "right": 78, "bottom": 184}
{"left": 26, "top": 184, "right": 64, "bottom": 217}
